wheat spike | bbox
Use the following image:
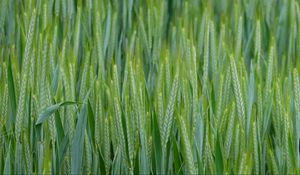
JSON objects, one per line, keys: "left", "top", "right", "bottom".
{"left": 265, "top": 44, "right": 274, "bottom": 101}
{"left": 238, "top": 153, "right": 247, "bottom": 174}
{"left": 255, "top": 20, "right": 261, "bottom": 65}
{"left": 202, "top": 22, "right": 210, "bottom": 95}
{"left": 235, "top": 16, "right": 243, "bottom": 58}
{"left": 24, "top": 136, "right": 32, "bottom": 174}
{"left": 223, "top": 68, "right": 231, "bottom": 107}
{"left": 230, "top": 55, "right": 246, "bottom": 126}
{"left": 113, "top": 96, "right": 128, "bottom": 165}
{"left": 125, "top": 94, "right": 134, "bottom": 168}
{"left": 161, "top": 70, "right": 179, "bottom": 150}
{"left": 252, "top": 121, "right": 259, "bottom": 174}
{"left": 293, "top": 68, "right": 300, "bottom": 118}
{"left": 74, "top": 6, "right": 81, "bottom": 57}
{"left": 274, "top": 81, "right": 283, "bottom": 138}
{"left": 95, "top": 87, "right": 101, "bottom": 147}
{"left": 210, "top": 20, "right": 217, "bottom": 79}
{"left": 84, "top": 132, "right": 92, "bottom": 173}
{"left": 268, "top": 149, "right": 279, "bottom": 174}
{"left": 104, "top": 117, "right": 111, "bottom": 174}
{"left": 15, "top": 9, "right": 36, "bottom": 140}
{"left": 178, "top": 115, "right": 197, "bottom": 174}
{"left": 215, "top": 75, "right": 224, "bottom": 128}
{"left": 283, "top": 112, "right": 291, "bottom": 171}
{"left": 79, "top": 51, "right": 90, "bottom": 101}
{"left": 224, "top": 102, "right": 235, "bottom": 159}
{"left": 191, "top": 45, "right": 198, "bottom": 140}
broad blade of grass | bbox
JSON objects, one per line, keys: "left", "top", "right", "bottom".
{"left": 36, "top": 101, "right": 77, "bottom": 125}
{"left": 71, "top": 103, "right": 87, "bottom": 174}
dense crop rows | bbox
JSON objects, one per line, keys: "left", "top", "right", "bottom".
{"left": 0, "top": 0, "right": 300, "bottom": 174}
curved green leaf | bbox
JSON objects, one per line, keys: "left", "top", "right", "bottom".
{"left": 36, "top": 101, "right": 77, "bottom": 125}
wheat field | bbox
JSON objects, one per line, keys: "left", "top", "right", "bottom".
{"left": 0, "top": 0, "right": 300, "bottom": 174}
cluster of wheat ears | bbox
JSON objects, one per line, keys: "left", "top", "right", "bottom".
{"left": 0, "top": 0, "right": 300, "bottom": 174}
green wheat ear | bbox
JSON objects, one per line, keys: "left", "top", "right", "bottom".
{"left": 202, "top": 22, "right": 210, "bottom": 95}
{"left": 178, "top": 115, "right": 197, "bottom": 174}
{"left": 293, "top": 68, "right": 300, "bottom": 119}
{"left": 103, "top": 117, "right": 111, "bottom": 174}
{"left": 235, "top": 16, "right": 243, "bottom": 58}
{"left": 230, "top": 55, "right": 245, "bottom": 127}
{"left": 224, "top": 102, "right": 235, "bottom": 159}
{"left": 161, "top": 66, "right": 179, "bottom": 151}
{"left": 252, "top": 121, "right": 259, "bottom": 174}
{"left": 255, "top": 20, "right": 261, "bottom": 65}
{"left": 268, "top": 148, "right": 279, "bottom": 174}
{"left": 15, "top": 9, "right": 36, "bottom": 140}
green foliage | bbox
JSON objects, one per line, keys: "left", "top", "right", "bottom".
{"left": 0, "top": 0, "right": 300, "bottom": 174}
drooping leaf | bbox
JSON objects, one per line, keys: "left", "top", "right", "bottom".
{"left": 36, "top": 101, "right": 77, "bottom": 125}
